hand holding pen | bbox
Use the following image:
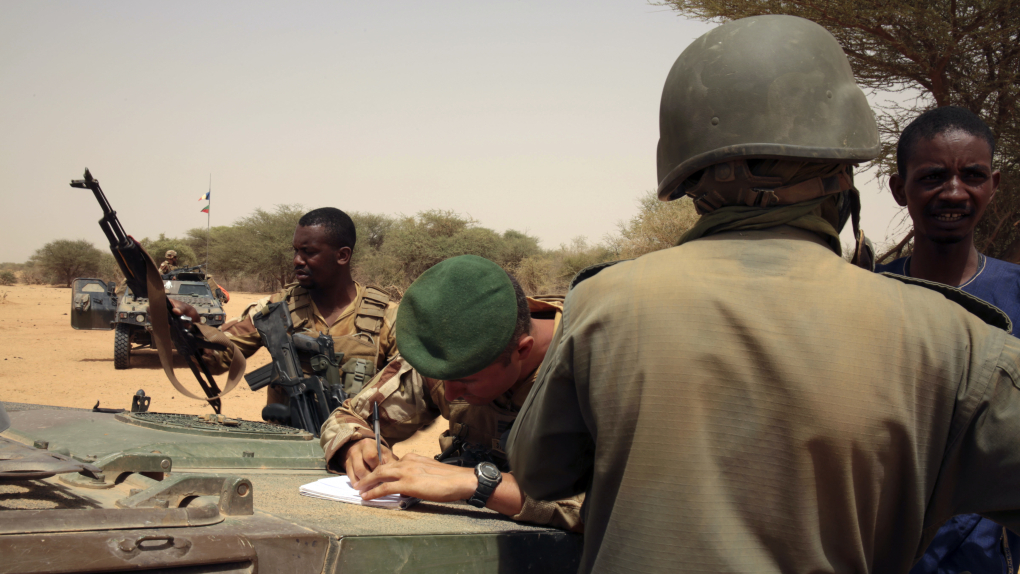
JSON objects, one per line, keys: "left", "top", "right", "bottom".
{"left": 374, "top": 402, "right": 383, "bottom": 466}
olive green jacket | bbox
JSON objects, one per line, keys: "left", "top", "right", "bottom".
{"left": 509, "top": 226, "right": 1020, "bottom": 574}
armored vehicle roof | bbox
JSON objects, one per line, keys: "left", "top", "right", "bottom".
{"left": 1, "top": 402, "right": 581, "bottom": 573}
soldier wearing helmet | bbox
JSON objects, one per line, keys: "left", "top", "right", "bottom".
{"left": 158, "top": 250, "right": 179, "bottom": 275}
{"left": 509, "top": 15, "right": 1020, "bottom": 573}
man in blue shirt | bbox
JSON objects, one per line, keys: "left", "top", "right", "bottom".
{"left": 877, "top": 105, "right": 1019, "bottom": 574}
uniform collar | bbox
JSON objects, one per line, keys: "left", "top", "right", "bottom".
{"left": 303, "top": 281, "right": 365, "bottom": 328}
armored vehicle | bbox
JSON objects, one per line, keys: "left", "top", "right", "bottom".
{"left": 0, "top": 400, "right": 582, "bottom": 573}
{"left": 71, "top": 266, "right": 227, "bottom": 370}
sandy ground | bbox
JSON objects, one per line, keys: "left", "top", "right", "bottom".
{"left": 0, "top": 283, "right": 442, "bottom": 458}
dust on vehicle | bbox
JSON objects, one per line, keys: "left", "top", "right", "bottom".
{"left": 0, "top": 399, "right": 581, "bottom": 573}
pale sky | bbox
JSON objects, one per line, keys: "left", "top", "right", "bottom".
{"left": 0, "top": 1, "right": 905, "bottom": 264}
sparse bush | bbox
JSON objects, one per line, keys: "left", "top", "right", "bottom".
{"left": 25, "top": 193, "right": 696, "bottom": 297}
{"left": 0, "top": 270, "right": 16, "bottom": 286}
{"left": 28, "top": 239, "right": 104, "bottom": 287}
{"left": 141, "top": 234, "right": 198, "bottom": 267}
{"left": 617, "top": 193, "right": 699, "bottom": 258}
{"left": 513, "top": 255, "right": 556, "bottom": 295}
{"left": 553, "top": 237, "right": 619, "bottom": 288}
{"left": 20, "top": 262, "right": 48, "bottom": 285}
{"left": 97, "top": 253, "right": 124, "bottom": 284}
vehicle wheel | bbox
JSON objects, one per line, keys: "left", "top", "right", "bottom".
{"left": 114, "top": 323, "right": 131, "bottom": 370}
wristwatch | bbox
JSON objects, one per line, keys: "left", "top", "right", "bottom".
{"left": 467, "top": 462, "right": 502, "bottom": 508}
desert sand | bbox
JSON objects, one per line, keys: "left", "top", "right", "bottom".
{"left": 0, "top": 283, "right": 442, "bottom": 458}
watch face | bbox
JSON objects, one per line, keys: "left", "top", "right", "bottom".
{"left": 478, "top": 462, "right": 500, "bottom": 481}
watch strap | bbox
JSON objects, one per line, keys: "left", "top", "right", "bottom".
{"left": 467, "top": 463, "right": 501, "bottom": 508}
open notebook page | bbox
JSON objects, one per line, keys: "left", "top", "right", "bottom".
{"left": 299, "top": 475, "right": 420, "bottom": 509}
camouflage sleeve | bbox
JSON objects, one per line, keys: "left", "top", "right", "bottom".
{"left": 513, "top": 490, "right": 585, "bottom": 533}
{"left": 320, "top": 356, "right": 443, "bottom": 473}
{"left": 204, "top": 295, "right": 274, "bottom": 374}
{"left": 376, "top": 301, "right": 399, "bottom": 366}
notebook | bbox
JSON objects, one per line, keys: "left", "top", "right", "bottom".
{"left": 299, "top": 475, "right": 420, "bottom": 509}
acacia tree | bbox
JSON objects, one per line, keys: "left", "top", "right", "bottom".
{"left": 660, "top": 0, "right": 1020, "bottom": 261}
{"left": 29, "top": 239, "right": 103, "bottom": 287}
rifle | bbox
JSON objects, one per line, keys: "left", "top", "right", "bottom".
{"left": 71, "top": 169, "right": 244, "bottom": 413}
{"left": 244, "top": 301, "right": 345, "bottom": 436}
{"left": 164, "top": 264, "right": 205, "bottom": 278}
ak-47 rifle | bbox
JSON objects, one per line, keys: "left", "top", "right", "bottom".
{"left": 71, "top": 169, "right": 244, "bottom": 413}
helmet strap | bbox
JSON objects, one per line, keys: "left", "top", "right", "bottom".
{"left": 685, "top": 160, "right": 875, "bottom": 270}
{"left": 686, "top": 159, "right": 853, "bottom": 216}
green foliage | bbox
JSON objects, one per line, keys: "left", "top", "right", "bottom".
{"left": 97, "top": 253, "right": 124, "bottom": 283}
{"left": 617, "top": 193, "right": 699, "bottom": 258}
{"left": 28, "top": 239, "right": 104, "bottom": 287}
{"left": 141, "top": 233, "right": 197, "bottom": 267}
{"left": 185, "top": 205, "right": 303, "bottom": 292}
{"left": 660, "top": 0, "right": 1020, "bottom": 260}
{"left": 19, "top": 261, "right": 48, "bottom": 285}
{"left": 0, "top": 270, "right": 16, "bottom": 286}
{"left": 554, "top": 237, "right": 619, "bottom": 285}
{"left": 376, "top": 211, "right": 531, "bottom": 288}
{"left": 350, "top": 212, "right": 396, "bottom": 252}
{"left": 26, "top": 195, "right": 695, "bottom": 296}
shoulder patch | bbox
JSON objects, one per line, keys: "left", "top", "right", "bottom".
{"left": 881, "top": 272, "right": 1012, "bottom": 334}
{"left": 569, "top": 259, "right": 632, "bottom": 291}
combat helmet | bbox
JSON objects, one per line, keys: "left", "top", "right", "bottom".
{"left": 656, "top": 15, "right": 880, "bottom": 209}
{"left": 165, "top": 250, "right": 177, "bottom": 259}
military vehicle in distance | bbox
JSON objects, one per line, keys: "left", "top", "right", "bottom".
{"left": 0, "top": 400, "right": 581, "bottom": 573}
{"left": 71, "top": 265, "right": 227, "bottom": 370}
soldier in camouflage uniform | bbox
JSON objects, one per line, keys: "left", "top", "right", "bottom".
{"left": 158, "top": 250, "right": 178, "bottom": 275}
{"left": 319, "top": 255, "right": 583, "bottom": 532}
{"left": 174, "top": 208, "right": 397, "bottom": 406}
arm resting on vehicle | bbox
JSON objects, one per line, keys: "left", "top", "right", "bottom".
{"left": 320, "top": 356, "right": 443, "bottom": 471}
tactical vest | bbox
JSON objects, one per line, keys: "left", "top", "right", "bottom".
{"left": 271, "top": 284, "right": 392, "bottom": 400}
{"left": 437, "top": 295, "right": 564, "bottom": 471}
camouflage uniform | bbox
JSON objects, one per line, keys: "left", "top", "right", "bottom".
{"left": 208, "top": 282, "right": 397, "bottom": 405}
{"left": 320, "top": 296, "right": 584, "bottom": 532}
{"left": 159, "top": 251, "right": 178, "bottom": 275}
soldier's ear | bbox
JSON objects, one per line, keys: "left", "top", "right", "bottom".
{"left": 515, "top": 335, "right": 535, "bottom": 363}
{"left": 336, "top": 246, "right": 353, "bottom": 266}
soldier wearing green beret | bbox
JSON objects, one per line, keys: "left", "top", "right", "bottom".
{"left": 319, "top": 255, "right": 583, "bottom": 531}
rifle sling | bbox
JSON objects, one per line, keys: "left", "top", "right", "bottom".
{"left": 145, "top": 252, "right": 246, "bottom": 404}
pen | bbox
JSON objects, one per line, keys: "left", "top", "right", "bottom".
{"left": 373, "top": 401, "right": 383, "bottom": 465}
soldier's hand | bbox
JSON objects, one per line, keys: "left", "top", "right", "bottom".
{"left": 169, "top": 299, "right": 201, "bottom": 324}
{"left": 356, "top": 453, "right": 478, "bottom": 503}
{"left": 345, "top": 437, "right": 397, "bottom": 487}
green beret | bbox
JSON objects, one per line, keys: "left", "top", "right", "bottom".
{"left": 396, "top": 255, "right": 517, "bottom": 380}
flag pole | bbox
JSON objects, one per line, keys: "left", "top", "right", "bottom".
{"left": 206, "top": 174, "right": 211, "bottom": 268}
